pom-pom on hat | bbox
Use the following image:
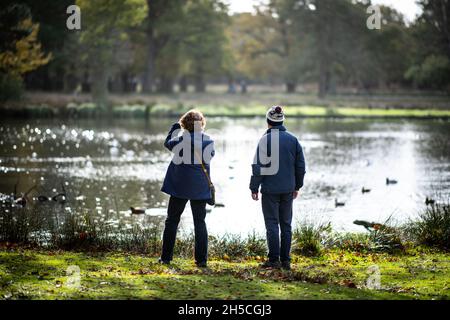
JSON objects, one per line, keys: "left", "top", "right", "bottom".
{"left": 266, "top": 105, "right": 285, "bottom": 123}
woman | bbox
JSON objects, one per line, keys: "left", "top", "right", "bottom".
{"left": 159, "top": 110, "right": 214, "bottom": 268}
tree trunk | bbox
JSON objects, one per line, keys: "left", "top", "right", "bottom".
{"left": 63, "top": 66, "right": 78, "bottom": 93}
{"left": 91, "top": 62, "right": 109, "bottom": 111}
{"left": 143, "top": 0, "right": 175, "bottom": 93}
{"left": 286, "top": 82, "right": 296, "bottom": 93}
{"left": 316, "top": 0, "right": 332, "bottom": 99}
{"left": 227, "top": 77, "right": 236, "bottom": 94}
{"left": 194, "top": 67, "right": 205, "bottom": 93}
{"left": 142, "top": 0, "right": 159, "bottom": 94}
{"left": 279, "top": 17, "right": 296, "bottom": 95}
{"left": 81, "top": 71, "right": 90, "bottom": 93}
{"left": 109, "top": 75, "right": 123, "bottom": 93}
{"left": 318, "top": 66, "right": 330, "bottom": 99}
{"left": 158, "top": 76, "right": 174, "bottom": 93}
{"left": 318, "top": 38, "right": 330, "bottom": 98}
{"left": 142, "top": 27, "right": 156, "bottom": 94}
{"left": 122, "top": 71, "right": 133, "bottom": 93}
{"left": 179, "top": 75, "right": 188, "bottom": 92}
{"left": 240, "top": 80, "right": 247, "bottom": 94}
{"left": 440, "top": 0, "right": 450, "bottom": 58}
{"left": 195, "top": 77, "right": 205, "bottom": 93}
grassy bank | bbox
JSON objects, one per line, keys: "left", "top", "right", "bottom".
{"left": 2, "top": 91, "right": 450, "bottom": 119}
{"left": 1, "top": 192, "right": 449, "bottom": 299}
{"left": 1, "top": 202, "right": 449, "bottom": 256}
{"left": 1, "top": 247, "right": 449, "bottom": 300}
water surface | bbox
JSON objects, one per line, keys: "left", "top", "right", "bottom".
{"left": 1, "top": 117, "right": 449, "bottom": 235}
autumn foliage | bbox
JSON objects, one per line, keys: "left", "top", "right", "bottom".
{"left": 0, "top": 19, "right": 51, "bottom": 76}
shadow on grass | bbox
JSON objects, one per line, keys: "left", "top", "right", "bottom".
{"left": 0, "top": 251, "right": 411, "bottom": 300}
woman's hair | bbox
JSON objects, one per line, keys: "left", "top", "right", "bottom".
{"left": 179, "top": 109, "right": 206, "bottom": 132}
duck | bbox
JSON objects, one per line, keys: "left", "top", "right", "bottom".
{"left": 52, "top": 193, "right": 66, "bottom": 204}
{"left": 12, "top": 184, "right": 36, "bottom": 208}
{"left": 335, "top": 199, "right": 345, "bottom": 207}
{"left": 425, "top": 197, "right": 436, "bottom": 206}
{"left": 130, "top": 207, "right": 146, "bottom": 214}
{"left": 354, "top": 220, "right": 384, "bottom": 231}
{"left": 361, "top": 187, "right": 371, "bottom": 194}
{"left": 37, "top": 195, "right": 50, "bottom": 202}
{"left": 386, "top": 178, "right": 398, "bottom": 185}
{"left": 14, "top": 196, "right": 27, "bottom": 207}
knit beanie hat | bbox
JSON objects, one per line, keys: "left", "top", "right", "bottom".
{"left": 266, "top": 105, "right": 285, "bottom": 126}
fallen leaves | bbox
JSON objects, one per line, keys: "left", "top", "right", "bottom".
{"left": 130, "top": 268, "right": 155, "bottom": 275}
{"left": 341, "top": 279, "right": 357, "bottom": 289}
{"left": 1, "top": 248, "right": 449, "bottom": 300}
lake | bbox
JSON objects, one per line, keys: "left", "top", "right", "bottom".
{"left": 1, "top": 117, "right": 449, "bottom": 236}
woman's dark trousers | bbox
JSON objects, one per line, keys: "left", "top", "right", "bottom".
{"left": 161, "top": 196, "right": 208, "bottom": 264}
{"left": 261, "top": 193, "right": 293, "bottom": 263}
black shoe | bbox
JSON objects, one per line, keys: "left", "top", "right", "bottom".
{"left": 260, "top": 260, "right": 281, "bottom": 269}
{"left": 281, "top": 261, "right": 291, "bottom": 270}
{"left": 196, "top": 261, "right": 207, "bottom": 268}
{"left": 158, "top": 258, "right": 170, "bottom": 265}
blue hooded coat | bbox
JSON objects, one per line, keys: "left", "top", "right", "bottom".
{"left": 161, "top": 123, "right": 215, "bottom": 200}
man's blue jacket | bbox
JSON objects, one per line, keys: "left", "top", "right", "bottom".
{"left": 250, "top": 125, "right": 306, "bottom": 194}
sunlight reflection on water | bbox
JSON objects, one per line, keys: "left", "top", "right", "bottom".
{"left": 0, "top": 117, "right": 449, "bottom": 236}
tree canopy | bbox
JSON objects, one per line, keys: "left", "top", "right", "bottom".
{"left": 1, "top": 0, "right": 449, "bottom": 105}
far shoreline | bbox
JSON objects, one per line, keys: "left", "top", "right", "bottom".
{"left": 2, "top": 106, "right": 450, "bottom": 121}
{"left": 1, "top": 90, "right": 450, "bottom": 120}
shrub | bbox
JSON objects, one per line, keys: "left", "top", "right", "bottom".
{"left": 209, "top": 234, "right": 249, "bottom": 259}
{"left": 368, "top": 225, "right": 404, "bottom": 253}
{"left": 0, "top": 202, "right": 266, "bottom": 259}
{"left": 245, "top": 231, "right": 266, "bottom": 257}
{"left": 325, "top": 217, "right": 404, "bottom": 253}
{"left": 325, "top": 232, "right": 373, "bottom": 252}
{"left": 174, "top": 234, "right": 195, "bottom": 258}
{"left": 292, "top": 222, "right": 331, "bottom": 256}
{"left": 406, "top": 203, "right": 450, "bottom": 250}
{"left": 405, "top": 55, "right": 450, "bottom": 90}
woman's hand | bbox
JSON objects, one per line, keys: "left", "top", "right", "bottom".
{"left": 251, "top": 192, "right": 259, "bottom": 201}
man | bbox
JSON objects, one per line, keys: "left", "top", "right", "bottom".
{"left": 250, "top": 106, "right": 306, "bottom": 270}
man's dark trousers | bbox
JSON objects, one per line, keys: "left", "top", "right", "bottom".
{"left": 161, "top": 196, "right": 208, "bottom": 264}
{"left": 261, "top": 193, "right": 293, "bottom": 263}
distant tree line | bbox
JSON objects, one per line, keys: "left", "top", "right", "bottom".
{"left": 1, "top": 0, "right": 449, "bottom": 104}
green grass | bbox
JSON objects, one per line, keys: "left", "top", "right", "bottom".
{"left": 3, "top": 90, "right": 450, "bottom": 119}
{"left": 8, "top": 103, "right": 450, "bottom": 119}
{"left": 110, "top": 103, "right": 450, "bottom": 118}
{"left": 1, "top": 248, "right": 449, "bottom": 300}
